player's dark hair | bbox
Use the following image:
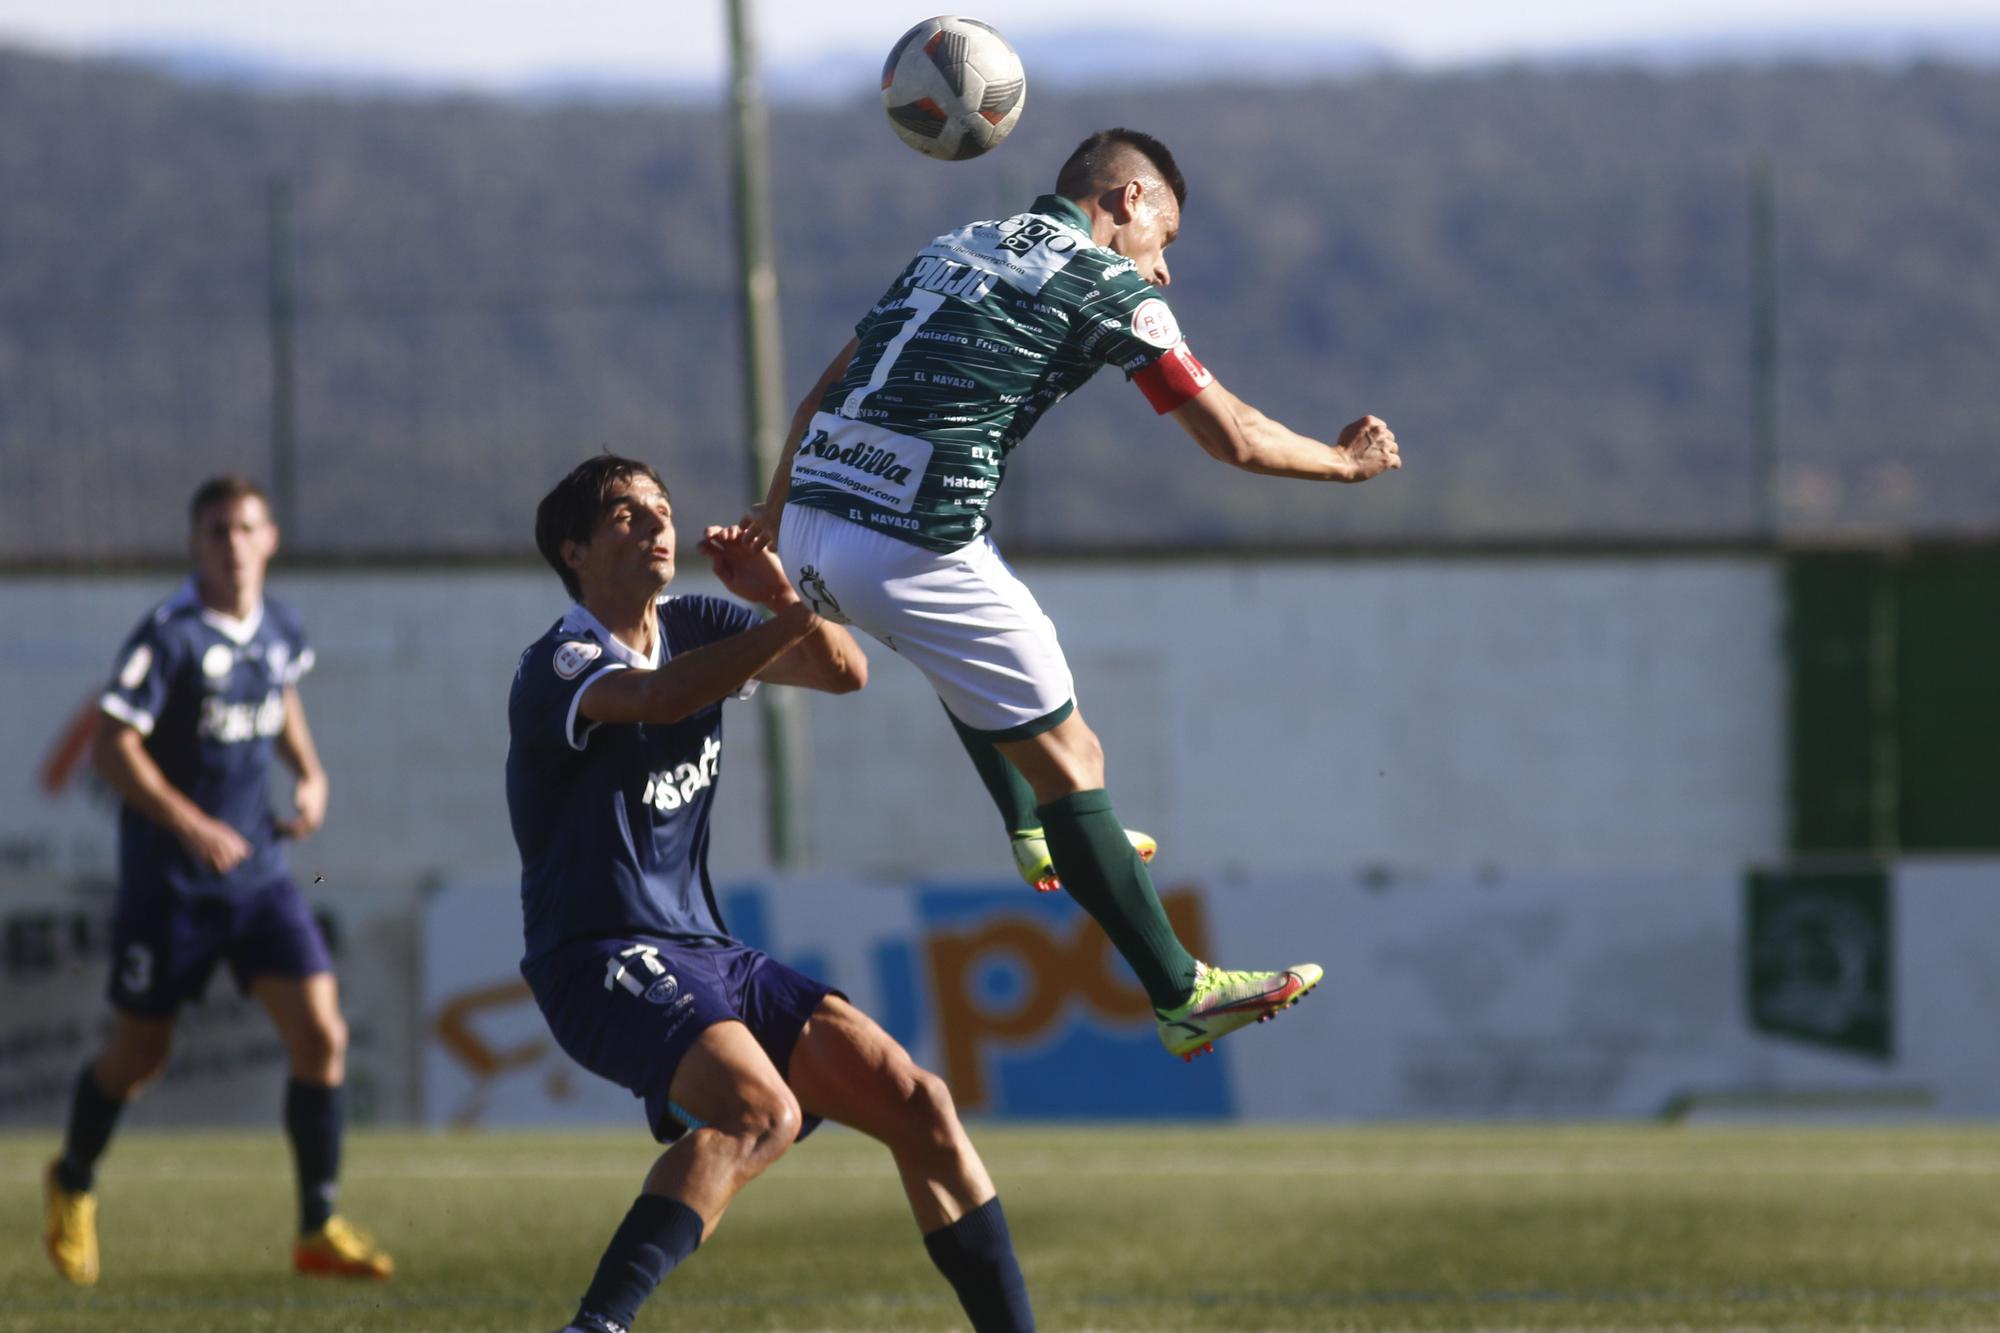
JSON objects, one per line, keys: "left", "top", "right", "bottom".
{"left": 535, "top": 454, "right": 671, "bottom": 600}
{"left": 1055, "top": 128, "right": 1187, "bottom": 210}
{"left": 188, "top": 475, "right": 269, "bottom": 526}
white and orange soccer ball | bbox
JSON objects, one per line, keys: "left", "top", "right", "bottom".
{"left": 881, "top": 15, "right": 1027, "bottom": 161}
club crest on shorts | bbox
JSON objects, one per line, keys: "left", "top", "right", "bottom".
{"left": 644, "top": 973, "right": 680, "bottom": 1005}
{"left": 797, "top": 565, "right": 849, "bottom": 624}
{"left": 553, "top": 640, "right": 602, "bottom": 680}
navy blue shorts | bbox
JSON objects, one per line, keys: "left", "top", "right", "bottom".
{"left": 524, "top": 937, "right": 836, "bottom": 1144}
{"left": 109, "top": 875, "right": 333, "bottom": 1018}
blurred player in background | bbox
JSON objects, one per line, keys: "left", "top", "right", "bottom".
{"left": 42, "top": 476, "right": 392, "bottom": 1285}
{"left": 759, "top": 127, "right": 1402, "bottom": 1060}
{"left": 512, "top": 456, "right": 1035, "bottom": 1333}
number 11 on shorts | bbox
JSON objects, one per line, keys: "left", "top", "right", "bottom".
{"left": 604, "top": 943, "right": 665, "bottom": 995}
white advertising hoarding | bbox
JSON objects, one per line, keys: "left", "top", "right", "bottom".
{"left": 421, "top": 862, "right": 2000, "bottom": 1127}
{"left": 0, "top": 879, "right": 419, "bottom": 1128}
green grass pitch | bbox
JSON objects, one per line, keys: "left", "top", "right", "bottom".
{"left": 8, "top": 1124, "right": 2000, "bottom": 1331}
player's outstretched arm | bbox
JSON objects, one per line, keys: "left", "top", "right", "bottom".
{"left": 759, "top": 337, "right": 860, "bottom": 538}
{"left": 701, "top": 518, "right": 868, "bottom": 694}
{"left": 577, "top": 602, "right": 826, "bottom": 728}
{"left": 93, "top": 719, "right": 253, "bottom": 873}
{"left": 274, "top": 686, "right": 329, "bottom": 841}
{"left": 1169, "top": 378, "right": 1401, "bottom": 483}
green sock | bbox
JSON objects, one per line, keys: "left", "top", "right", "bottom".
{"left": 1037, "top": 789, "right": 1197, "bottom": 1009}
{"left": 945, "top": 704, "right": 1042, "bottom": 838}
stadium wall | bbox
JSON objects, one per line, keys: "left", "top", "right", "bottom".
{"left": 2, "top": 555, "right": 1796, "bottom": 1127}
{"left": 0, "top": 555, "right": 1787, "bottom": 888}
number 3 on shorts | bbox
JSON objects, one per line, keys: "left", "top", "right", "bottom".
{"left": 121, "top": 944, "right": 154, "bottom": 996}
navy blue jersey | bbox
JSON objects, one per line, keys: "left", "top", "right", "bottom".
{"left": 507, "top": 595, "right": 762, "bottom": 964}
{"left": 98, "top": 580, "right": 314, "bottom": 898}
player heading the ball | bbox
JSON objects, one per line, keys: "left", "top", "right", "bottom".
{"left": 760, "top": 128, "right": 1401, "bottom": 1060}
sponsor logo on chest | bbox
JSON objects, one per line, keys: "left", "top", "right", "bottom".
{"left": 792, "top": 413, "right": 936, "bottom": 514}
{"left": 798, "top": 428, "right": 915, "bottom": 486}
{"left": 640, "top": 735, "right": 722, "bottom": 812}
{"left": 199, "top": 690, "right": 286, "bottom": 743}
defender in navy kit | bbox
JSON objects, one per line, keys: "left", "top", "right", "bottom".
{"left": 42, "top": 476, "right": 391, "bottom": 1286}
{"left": 515, "top": 455, "right": 1035, "bottom": 1333}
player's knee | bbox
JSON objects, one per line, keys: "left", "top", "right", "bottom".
{"left": 97, "top": 1046, "right": 169, "bottom": 1098}
{"left": 880, "top": 1064, "right": 964, "bottom": 1158}
{"left": 904, "top": 1066, "right": 962, "bottom": 1143}
{"left": 292, "top": 1011, "right": 348, "bottom": 1078}
{"left": 1077, "top": 728, "right": 1106, "bottom": 781}
{"left": 720, "top": 1085, "right": 803, "bottom": 1165}
{"left": 1052, "top": 722, "right": 1105, "bottom": 789}
{"left": 97, "top": 1025, "right": 173, "bottom": 1097}
{"left": 323, "top": 1010, "right": 350, "bottom": 1059}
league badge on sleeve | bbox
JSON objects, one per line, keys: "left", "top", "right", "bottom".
{"left": 118, "top": 644, "right": 153, "bottom": 690}
{"left": 553, "top": 640, "right": 603, "bottom": 680}
{"left": 1131, "top": 298, "right": 1182, "bottom": 349}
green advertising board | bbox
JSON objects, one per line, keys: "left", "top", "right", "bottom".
{"left": 1746, "top": 868, "right": 1893, "bottom": 1060}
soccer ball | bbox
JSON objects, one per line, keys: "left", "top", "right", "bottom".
{"left": 881, "top": 15, "right": 1027, "bottom": 161}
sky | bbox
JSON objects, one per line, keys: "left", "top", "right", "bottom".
{"left": 0, "top": 0, "right": 1992, "bottom": 88}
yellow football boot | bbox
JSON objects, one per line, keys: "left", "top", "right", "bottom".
{"left": 295, "top": 1215, "right": 394, "bottom": 1280}
{"left": 43, "top": 1162, "right": 99, "bottom": 1287}
{"left": 1156, "top": 961, "right": 1324, "bottom": 1061}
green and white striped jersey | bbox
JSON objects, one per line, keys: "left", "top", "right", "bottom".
{"left": 787, "top": 194, "right": 1190, "bottom": 553}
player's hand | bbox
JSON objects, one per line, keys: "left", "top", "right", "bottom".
{"left": 1333, "top": 415, "right": 1401, "bottom": 482}
{"left": 700, "top": 522, "right": 793, "bottom": 606}
{"left": 278, "top": 768, "right": 328, "bottom": 841}
{"left": 179, "top": 813, "right": 253, "bottom": 874}
{"left": 743, "top": 503, "right": 781, "bottom": 550}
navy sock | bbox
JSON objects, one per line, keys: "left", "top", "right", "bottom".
{"left": 574, "top": 1194, "right": 705, "bottom": 1332}
{"left": 283, "top": 1078, "right": 344, "bottom": 1233}
{"left": 923, "top": 1197, "right": 1035, "bottom": 1333}
{"left": 55, "top": 1064, "right": 126, "bottom": 1194}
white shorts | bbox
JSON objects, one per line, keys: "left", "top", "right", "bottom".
{"left": 779, "top": 504, "right": 1075, "bottom": 736}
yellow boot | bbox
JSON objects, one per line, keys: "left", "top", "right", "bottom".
{"left": 43, "top": 1162, "right": 99, "bottom": 1287}
{"left": 295, "top": 1215, "right": 394, "bottom": 1280}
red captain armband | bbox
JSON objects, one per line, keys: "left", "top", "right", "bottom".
{"left": 1133, "top": 342, "right": 1215, "bottom": 414}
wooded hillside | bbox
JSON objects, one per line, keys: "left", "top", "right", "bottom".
{"left": 2, "top": 49, "right": 1994, "bottom": 558}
